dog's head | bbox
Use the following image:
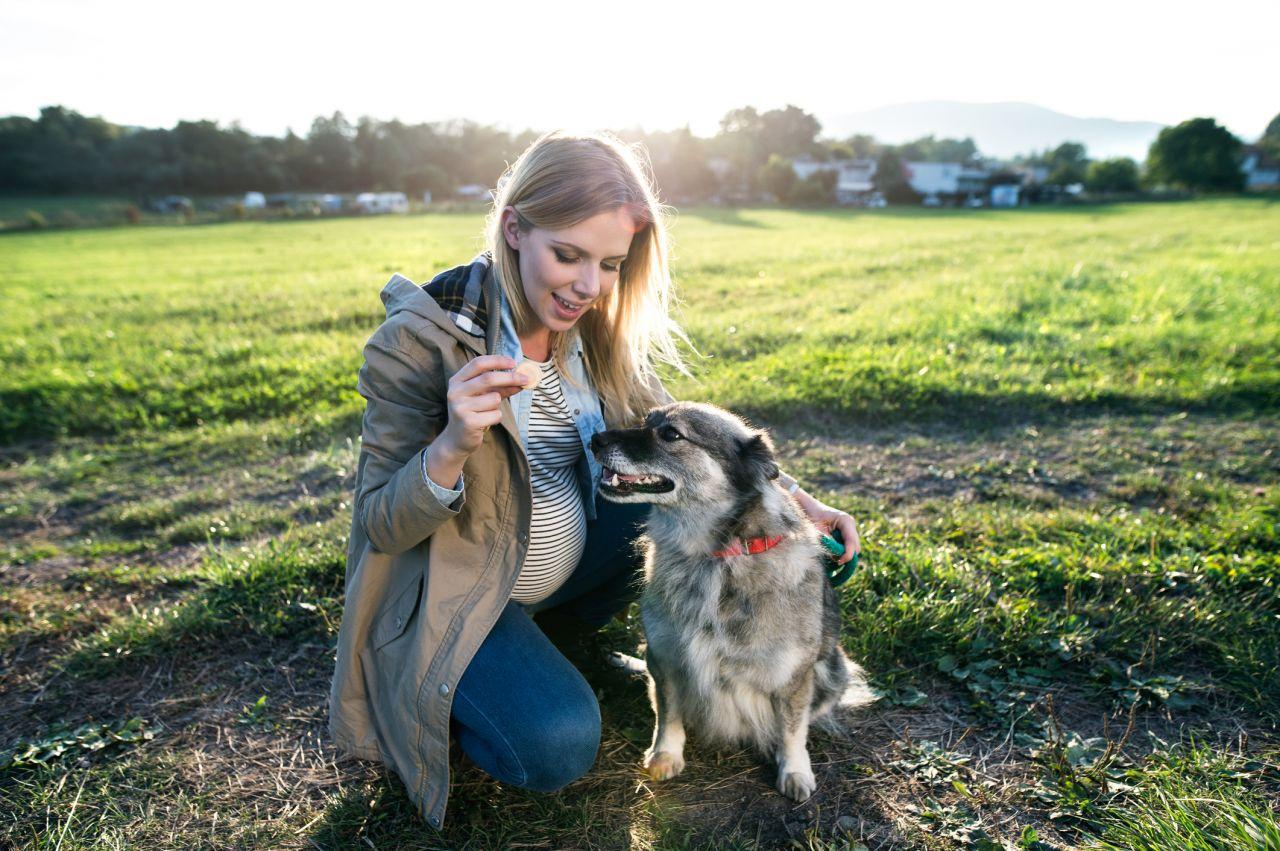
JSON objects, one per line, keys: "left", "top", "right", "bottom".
{"left": 590, "top": 402, "right": 779, "bottom": 506}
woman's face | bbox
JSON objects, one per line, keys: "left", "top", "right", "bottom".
{"left": 501, "top": 205, "right": 638, "bottom": 334}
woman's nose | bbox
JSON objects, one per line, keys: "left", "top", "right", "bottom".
{"left": 574, "top": 265, "right": 599, "bottom": 300}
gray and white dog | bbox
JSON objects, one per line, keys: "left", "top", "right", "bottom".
{"left": 590, "top": 401, "right": 870, "bottom": 802}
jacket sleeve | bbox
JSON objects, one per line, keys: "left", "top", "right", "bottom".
{"left": 421, "top": 454, "right": 465, "bottom": 509}
{"left": 354, "top": 337, "right": 465, "bottom": 555}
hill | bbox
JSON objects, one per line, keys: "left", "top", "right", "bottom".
{"left": 822, "top": 100, "right": 1165, "bottom": 160}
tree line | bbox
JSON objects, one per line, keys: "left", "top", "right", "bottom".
{"left": 1, "top": 103, "right": 1274, "bottom": 203}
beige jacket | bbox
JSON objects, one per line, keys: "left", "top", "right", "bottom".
{"left": 327, "top": 260, "right": 675, "bottom": 829}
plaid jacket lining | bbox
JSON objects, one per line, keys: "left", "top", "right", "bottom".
{"left": 422, "top": 251, "right": 492, "bottom": 339}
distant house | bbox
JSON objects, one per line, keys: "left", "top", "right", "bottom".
{"left": 1015, "top": 165, "right": 1052, "bottom": 186}
{"left": 792, "top": 158, "right": 879, "bottom": 205}
{"left": 355, "top": 192, "right": 409, "bottom": 214}
{"left": 242, "top": 192, "right": 266, "bottom": 209}
{"left": 990, "top": 184, "right": 1020, "bottom": 208}
{"left": 904, "top": 162, "right": 990, "bottom": 205}
{"left": 455, "top": 184, "right": 493, "bottom": 202}
{"left": 1242, "top": 145, "right": 1280, "bottom": 190}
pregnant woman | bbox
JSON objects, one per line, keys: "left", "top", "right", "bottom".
{"left": 327, "top": 130, "right": 861, "bottom": 830}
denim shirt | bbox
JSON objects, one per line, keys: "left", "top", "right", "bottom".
{"left": 421, "top": 269, "right": 608, "bottom": 522}
{"left": 492, "top": 281, "right": 608, "bottom": 521}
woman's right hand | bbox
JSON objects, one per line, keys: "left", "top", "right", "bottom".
{"left": 436, "top": 355, "right": 527, "bottom": 460}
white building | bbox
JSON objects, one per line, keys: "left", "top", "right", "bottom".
{"left": 792, "top": 158, "right": 879, "bottom": 205}
{"left": 354, "top": 192, "right": 409, "bottom": 214}
{"left": 1242, "top": 146, "right": 1280, "bottom": 190}
{"left": 903, "top": 162, "right": 990, "bottom": 204}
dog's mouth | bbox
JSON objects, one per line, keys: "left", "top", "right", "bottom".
{"left": 600, "top": 464, "right": 675, "bottom": 495}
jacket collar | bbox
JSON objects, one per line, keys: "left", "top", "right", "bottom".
{"left": 379, "top": 252, "right": 501, "bottom": 358}
{"left": 379, "top": 251, "right": 585, "bottom": 363}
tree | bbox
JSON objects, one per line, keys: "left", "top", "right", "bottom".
{"left": 1046, "top": 141, "right": 1089, "bottom": 186}
{"left": 874, "top": 150, "right": 917, "bottom": 203}
{"left": 758, "top": 154, "right": 796, "bottom": 203}
{"left": 896, "top": 135, "right": 979, "bottom": 164}
{"left": 758, "top": 104, "right": 822, "bottom": 159}
{"left": 788, "top": 168, "right": 836, "bottom": 206}
{"left": 1146, "top": 118, "right": 1244, "bottom": 192}
{"left": 1260, "top": 111, "right": 1280, "bottom": 158}
{"left": 404, "top": 163, "right": 450, "bottom": 199}
{"left": 713, "top": 106, "right": 766, "bottom": 196}
{"left": 824, "top": 142, "right": 854, "bottom": 160}
{"left": 1085, "top": 157, "right": 1140, "bottom": 193}
{"left": 621, "top": 125, "right": 717, "bottom": 203}
{"left": 1266, "top": 112, "right": 1280, "bottom": 138}
{"left": 846, "top": 133, "right": 879, "bottom": 160}
{"left": 306, "top": 112, "right": 357, "bottom": 190}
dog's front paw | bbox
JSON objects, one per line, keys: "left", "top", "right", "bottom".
{"left": 644, "top": 750, "right": 685, "bottom": 781}
{"left": 778, "top": 768, "right": 816, "bottom": 802}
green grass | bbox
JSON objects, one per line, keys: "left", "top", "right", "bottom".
{"left": 0, "top": 193, "right": 143, "bottom": 230}
{"left": 2, "top": 199, "right": 1278, "bottom": 848}
{"left": 1090, "top": 742, "right": 1280, "bottom": 850}
{"left": 2, "top": 200, "right": 1277, "bottom": 443}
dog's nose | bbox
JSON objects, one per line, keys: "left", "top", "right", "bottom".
{"left": 590, "top": 432, "right": 610, "bottom": 452}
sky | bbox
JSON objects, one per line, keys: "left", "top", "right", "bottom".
{"left": 2, "top": 0, "right": 1276, "bottom": 142}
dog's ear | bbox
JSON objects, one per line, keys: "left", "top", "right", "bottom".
{"left": 738, "top": 431, "right": 780, "bottom": 482}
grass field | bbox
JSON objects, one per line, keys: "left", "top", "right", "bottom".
{"left": 2, "top": 199, "right": 1278, "bottom": 848}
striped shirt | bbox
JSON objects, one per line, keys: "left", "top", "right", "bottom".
{"left": 509, "top": 355, "right": 587, "bottom": 605}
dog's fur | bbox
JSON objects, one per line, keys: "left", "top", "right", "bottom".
{"left": 591, "top": 402, "right": 870, "bottom": 801}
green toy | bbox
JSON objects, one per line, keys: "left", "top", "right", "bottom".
{"left": 820, "top": 528, "right": 860, "bottom": 587}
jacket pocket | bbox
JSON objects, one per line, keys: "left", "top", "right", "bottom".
{"left": 373, "top": 567, "right": 424, "bottom": 651}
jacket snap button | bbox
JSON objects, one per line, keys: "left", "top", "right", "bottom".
{"left": 439, "top": 683, "right": 450, "bottom": 696}
{"left": 429, "top": 815, "right": 440, "bottom": 827}
{"left": 394, "top": 616, "right": 403, "bottom": 629}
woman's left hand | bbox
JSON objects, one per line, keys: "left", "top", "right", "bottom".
{"left": 796, "top": 494, "right": 861, "bottom": 564}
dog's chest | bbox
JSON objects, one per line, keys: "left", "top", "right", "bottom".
{"left": 644, "top": 558, "right": 802, "bottom": 693}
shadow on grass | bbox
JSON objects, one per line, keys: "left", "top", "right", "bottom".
{"left": 57, "top": 537, "right": 345, "bottom": 679}
{"left": 682, "top": 208, "right": 773, "bottom": 228}
{"left": 733, "top": 378, "right": 1280, "bottom": 438}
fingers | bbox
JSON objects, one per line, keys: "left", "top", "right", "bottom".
{"left": 454, "top": 354, "right": 517, "bottom": 382}
{"left": 449, "top": 357, "right": 526, "bottom": 406}
{"left": 459, "top": 391, "right": 502, "bottom": 412}
{"left": 836, "top": 513, "right": 861, "bottom": 562}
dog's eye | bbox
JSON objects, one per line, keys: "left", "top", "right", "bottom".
{"left": 658, "top": 425, "right": 683, "bottom": 442}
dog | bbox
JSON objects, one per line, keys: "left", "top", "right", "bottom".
{"left": 590, "top": 401, "right": 869, "bottom": 802}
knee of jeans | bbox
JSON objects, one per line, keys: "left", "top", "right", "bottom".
{"left": 518, "top": 699, "right": 601, "bottom": 792}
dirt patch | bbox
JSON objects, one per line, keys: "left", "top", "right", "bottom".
{"left": 770, "top": 411, "right": 1279, "bottom": 516}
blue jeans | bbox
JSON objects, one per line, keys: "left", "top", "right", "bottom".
{"left": 448, "top": 495, "right": 648, "bottom": 791}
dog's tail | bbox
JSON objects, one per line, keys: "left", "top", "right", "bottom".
{"left": 813, "top": 657, "right": 877, "bottom": 739}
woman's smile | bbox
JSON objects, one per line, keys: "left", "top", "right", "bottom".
{"left": 552, "top": 291, "right": 587, "bottom": 318}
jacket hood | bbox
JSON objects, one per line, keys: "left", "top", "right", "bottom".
{"left": 379, "top": 252, "right": 501, "bottom": 358}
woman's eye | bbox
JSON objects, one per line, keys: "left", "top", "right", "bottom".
{"left": 659, "top": 425, "right": 683, "bottom": 442}
{"left": 553, "top": 249, "right": 620, "bottom": 272}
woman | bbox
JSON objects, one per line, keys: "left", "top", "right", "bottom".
{"left": 328, "top": 130, "right": 861, "bottom": 830}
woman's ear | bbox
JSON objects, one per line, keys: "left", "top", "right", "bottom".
{"left": 500, "top": 206, "right": 522, "bottom": 251}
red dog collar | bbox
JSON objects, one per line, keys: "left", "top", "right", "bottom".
{"left": 712, "top": 534, "right": 785, "bottom": 558}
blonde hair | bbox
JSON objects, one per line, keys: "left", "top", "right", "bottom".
{"left": 484, "top": 129, "right": 694, "bottom": 428}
